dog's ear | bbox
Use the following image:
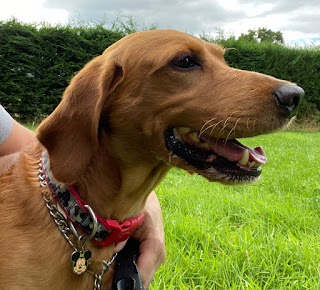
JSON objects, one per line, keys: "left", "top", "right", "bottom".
{"left": 37, "top": 54, "right": 123, "bottom": 183}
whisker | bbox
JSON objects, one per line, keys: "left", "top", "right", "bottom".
{"left": 246, "top": 118, "right": 251, "bottom": 131}
{"left": 217, "top": 116, "right": 232, "bottom": 139}
{"left": 199, "top": 118, "right": 217, "bottom": 137}
{"left": 199, "top": 120, "right": 222, "bottom": 139}
{"left": 200, "top": 111, "right": 243, "bottom": 144}
{"left": 252, "top": 119, "right": 257, "bottom": 132}
{"left": 225, "top": 118, "right": 241, "bottom": 142}
{"left": 208, "top": 121, "right": 223, "bottom": 139}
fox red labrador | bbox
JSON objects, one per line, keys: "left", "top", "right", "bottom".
{"left": 0, "top": 30, "right": 304, "bottom": 289}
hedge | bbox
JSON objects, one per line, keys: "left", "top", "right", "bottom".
{"left": 0, "top": 19, "right": 319, "bottom": 122}
{"left": 221, "top": 39, "right": 320, "bottom": 120}
{"left": 0, "top": 19, "right": 124, "bottom": 122}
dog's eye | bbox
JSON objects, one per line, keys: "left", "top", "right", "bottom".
{"left": 172, "top": 55, "right": 200, "bottom": 70}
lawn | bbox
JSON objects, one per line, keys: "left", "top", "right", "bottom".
{"left": 152, "top": 131, "right": 320, "bottom": 289}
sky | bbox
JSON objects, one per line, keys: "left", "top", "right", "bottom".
{"left": 1, "top": 0, "right": 320, "bottom": 45}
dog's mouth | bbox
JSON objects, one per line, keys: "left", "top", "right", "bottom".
{"left": 165, "top": 127, "right": 267, "bottom": 183}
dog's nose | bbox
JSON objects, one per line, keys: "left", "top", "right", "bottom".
{"left": 273, "top": 85, "right": 304, "bottom": 117}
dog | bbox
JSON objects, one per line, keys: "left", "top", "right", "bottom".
{"left": 0, "top": 30, "right": 304, "bottom": 289}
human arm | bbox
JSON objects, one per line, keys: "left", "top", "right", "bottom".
{"left": 0, "top": 105, "right": 35, "bottom": 156}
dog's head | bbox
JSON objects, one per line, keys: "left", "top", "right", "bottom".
{"left": 37, "top": 30, "right": 304, "bottom": 185}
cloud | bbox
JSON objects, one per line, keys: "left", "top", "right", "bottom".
{"left": 43, "top": 0, "right": 245, "bottom": 34}
{"left": 1, "top": 0, "right": 318, "bottom": 42}
{"left": 284, "top": 6, "right": 320, "bottom": 35}
{"left": 0, "top": 0, "right": 68, "bottom": 25}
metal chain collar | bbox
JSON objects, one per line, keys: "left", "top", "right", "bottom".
{"left": 94, "top": 255, "right": 118, "bottom": 290}
{"left": 39, "top": 160, "right": 117, "bottom": 290}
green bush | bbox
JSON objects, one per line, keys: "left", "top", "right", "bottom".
{"left": 221, "top": 39, "right": 320, "bottom": 120}
{"left": 0, "top": 20, "right": 44, "bottom": 121}
{"left": 0, "top": 19, "right": 123, "bottom": 122}
{"left": 0, "top": 19, "right": 319, "bottom": 123}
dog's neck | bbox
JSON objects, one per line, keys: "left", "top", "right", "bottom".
{"left": 40, "top": 150, "right": 146, "bottom": 247}
{"left": 76, "top": 146, "right": 170, "bottom": 221}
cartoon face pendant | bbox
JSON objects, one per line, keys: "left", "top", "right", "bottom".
{"left": 71, "top": 250, "right": 92, "bottom": 275}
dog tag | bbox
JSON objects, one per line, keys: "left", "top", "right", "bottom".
{"left": 71, "top": 250, "right": 92, "bottom": 275}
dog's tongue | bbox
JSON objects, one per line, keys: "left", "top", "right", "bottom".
{"left": 204, "top": 138, "right": 267, "bottom": 164}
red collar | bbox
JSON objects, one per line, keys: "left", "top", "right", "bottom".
{"left": 40, "top": 153, "right": 145, "bottom": 247}
{"left": 67, "top": 185, "right": 145, "bottom": 247}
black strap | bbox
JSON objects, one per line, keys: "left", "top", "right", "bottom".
{"left": 112, "top": 238, "right": 144, "bottom": 290}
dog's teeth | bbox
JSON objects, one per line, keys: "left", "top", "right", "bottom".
{"left": 238, "top": 149, "right": 249, "bottom": 166}
{"left": 253, "top": 162, "right": 260, "bottom": 168}
{"left": 173, "top": 128, "right": 182, "bottom": 141}
{"left": 189, "top": 132, "right": 200, "bottom": 143}
{"left": 249, "top": 161, "right": 256, "bottom": 168}
{"left": 206, "top": 154, "right": 217, "bottom": 162}
{"left": 177, "top": 127, "right": 192, "bottom": 134}
{"left": 199, "top": 142, "right": 210, "bottom": 150}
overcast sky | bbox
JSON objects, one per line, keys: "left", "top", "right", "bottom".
{"left": 1, "top": 0, "right": 320, "bottom": 44}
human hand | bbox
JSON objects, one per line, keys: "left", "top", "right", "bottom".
{"left": 113, "top": 191, "right": 166, "bottom": 288}
{"left": 132, "top": 191, "right": 166, "bottom": 288}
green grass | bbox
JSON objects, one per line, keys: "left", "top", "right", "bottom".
{"left": 24, "top": 123, "right": 37, "bottom": 131}
{"left": 152, "top": 131, "right": 320, "bottom": 289}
